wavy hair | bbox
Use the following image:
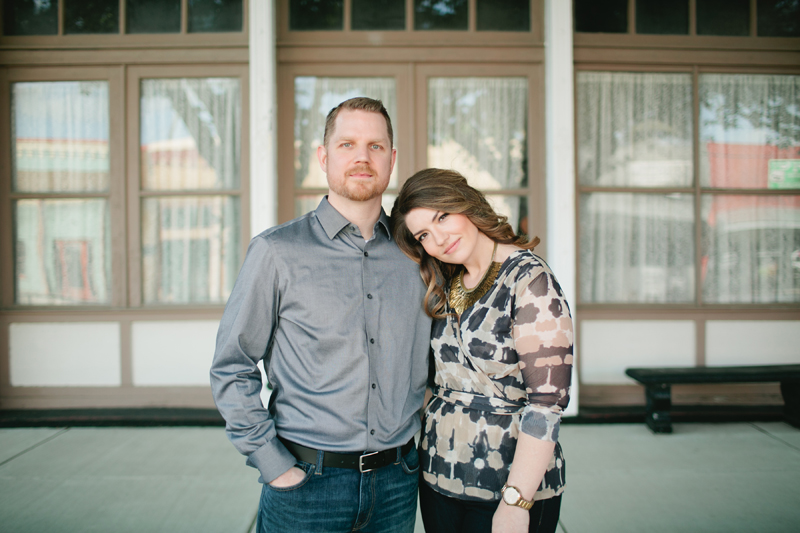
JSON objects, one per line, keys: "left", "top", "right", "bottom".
{"left": 391, "top": 168, "right": 539, "bottom": 319}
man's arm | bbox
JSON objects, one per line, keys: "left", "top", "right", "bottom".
{"left": 210, "top": 236, "right": 297, "bottom": 484}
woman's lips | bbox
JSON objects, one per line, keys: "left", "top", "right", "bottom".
{"left": 444, "top": 239, "right": 460, "bottom": 255}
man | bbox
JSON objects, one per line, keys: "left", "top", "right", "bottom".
{"left": 210, "top": 97, "right": 432, "bottom": 533}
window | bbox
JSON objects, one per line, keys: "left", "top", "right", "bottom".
{"left": 577, "top": 71, "right": 800, "bottom": 305}
{"left": 574, "top": 0, "right": 800, "bottom": 37}
{"left": 1, "top": 0, "right": 244, "bottom": 36}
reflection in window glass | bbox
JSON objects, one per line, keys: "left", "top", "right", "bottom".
{"left": 352, "top": 0, "right": 405, "bottom": 30}
{"left": 477, "top": 0, "right": 529, "bottom": 32}
{"left": 65, "top": 0, "right": 119, "bottom": 34}
{"left": 487, "top": 195, "right": 529, "bottom": 240}
{"left": 294, "top": 77, "right": 397, "bottom": 197}
{"left": 428, "top": 78, "right": 528, "bottom": 191}
{"left": 189, "top": 0, "right": 243, "bottom": 32}
{"left": 12, "top": 81, "right": 110, "bottom": 193}
{"left": 3, "top": 0, "right": 58, "bottom": 36}
{"left": 127, "top": 0, "right": 181, "bottom": 33}
{"left": 580, "top": 193, "right": 695, "bottom": 303}
{"left": 142, "top": 196, "right": 240, "bottom": 304}
{"left": 290, "top": 0, "right": 344, "bottom": 30}
{"left": 140, "top": 78, "right": 241, "bottom": 191}
{"left": 577, "top": 72, "right": 693, "bottom": 187}
{"left": 697, "top": 0, "right": 749, "bottom": 36}
{"left": 636, "top": 0, "right": 689, "bottom": 34}
{"left": 574, "top": 0, "right": 627, "bottom": 33}
{"left": 699, "top": 74, "right": 800, "bottom": 189}
{"left": 702, "top": 195, "right": 800, "bottom": 303}
{"left": 15, "top": 199, "right": 111, "bottom": 305}
{"left": 415, "top": 0, "right": 468, "bottom": 30}
{"left": 757, "top": 0, "right": 800, "bottom": 37}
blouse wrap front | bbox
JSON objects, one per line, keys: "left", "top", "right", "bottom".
{"left": 420, "top": 250, "right": 573, "bottom": 502}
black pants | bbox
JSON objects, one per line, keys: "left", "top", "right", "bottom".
{"left": 419, "top": 481, "right": 562, "bottom": 533}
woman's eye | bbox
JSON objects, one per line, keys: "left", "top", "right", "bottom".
{"left": 417, "top": 233, "right": 427, "bottom": 242}
{"left": 438, "top": 213, "right": 448, "bottom": 222}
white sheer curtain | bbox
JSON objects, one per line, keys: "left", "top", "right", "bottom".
{"left": 577, "top": 72, "right": 695, "bottom": 303}
{"left": 577, "top": 72, "right": 693, "bottom": 187}
{"left": 140, "top": 77, "right": 241, "bottom": 304}
{"left": 294, "top": 77, "right": 396, "bottom": 198}
{"left": 11, "top": 81, "right": 111, "bottom": 305}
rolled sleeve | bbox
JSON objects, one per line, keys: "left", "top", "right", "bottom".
{"left": 210, "top": 235, "right": 295, "bottom": 483}
{"left": 512, "top": 267, "right": 573, "bottom": 443}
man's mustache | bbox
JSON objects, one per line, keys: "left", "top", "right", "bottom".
{"left": 346, "top": 164, "right": 376, "bottom": 177}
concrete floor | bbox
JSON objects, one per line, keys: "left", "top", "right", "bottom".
{"left": 0, "top": 422, "right": 798, "bottom": 532}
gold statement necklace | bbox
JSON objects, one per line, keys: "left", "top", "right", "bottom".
{"left": 448, "top": 241, "right": 501, "bottom": 315}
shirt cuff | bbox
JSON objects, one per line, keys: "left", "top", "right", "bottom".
{"left": 520, "top": 405, "right": 562, "bottom": 443}
{"left": 246, "top": 438, "right": 298, "bottom": 484}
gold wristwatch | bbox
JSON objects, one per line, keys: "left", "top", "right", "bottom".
{"left": 501, "top": 483, "right": 534, "bottom": 510}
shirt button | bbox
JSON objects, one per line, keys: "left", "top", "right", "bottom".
{"left": 370, "top": 429, "right": 375, "bottom": 435}
{"left": 367, "top": 294, "right": 373, "bottom": 299}
{"left": 364, "top": 251, "right": 369, "bottom": 257}
{"left": 370, "top": 338, "right": 375, "bottom": 344}
{"left": 372, "top": 383, "right": 376, "bottom": 389}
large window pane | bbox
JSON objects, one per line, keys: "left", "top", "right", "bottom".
{"left": 700, "top": 74, "right": 800, "bottom": 189}
{"left": 142, "top": 196, "right": 240, "bottom": 304}
{"left": 580, "top": 193, "right": 695, "bottom": 303}
{"left": 415, "top": 0, "right": 468, "bottom": 30}
{"left": 3, "top": 0, "right": 58, "bottom": 36}
{"left": 188, "top": 0, "right": 243, "bottom": 33}
{"left": 428, "top": 77, "right": 527, "bottom": 191}
{"left": 293, "top": 77, "right": 397, "bottom": 195}
{"left": 65, "top": 0, "right": 119, "bottom": 34}
{"left": 15, "top": 199, "right": 111, "bottom": 305}
{"left": 12, "top": 81, "right": 110, "bottom": 193}
{"left": 702, "top": 195, "right": 800, "bottom": 303}
{"left": 577, "top": 72, "right": 693, "bottom": 187}
{"left": 140, "top": 78, "right": 241, "bottom": 191}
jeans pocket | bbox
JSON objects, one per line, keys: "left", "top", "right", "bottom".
{"left": 400, "top": 446, "right": 420, "bottom": 475}
{"left": 266, "top": 461, "right": 315, "bottom": 492}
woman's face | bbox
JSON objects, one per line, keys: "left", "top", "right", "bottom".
{"left": 404, "top": 207, "right": 480, "bottom": 266}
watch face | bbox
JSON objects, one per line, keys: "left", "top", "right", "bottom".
{"left": 503, "top": 486, "right": 520, "bottom": 504}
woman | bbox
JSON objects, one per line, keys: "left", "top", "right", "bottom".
{"left": 391, "top": 169, "right": 573, "bottom": 533}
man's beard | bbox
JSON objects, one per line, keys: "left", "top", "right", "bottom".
{"left": 330, "top": 165, "right": 389, "bottom": 202}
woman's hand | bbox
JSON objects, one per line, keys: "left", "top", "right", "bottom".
{"left": 492, "top": 502, "right": 530, "bottom": 533}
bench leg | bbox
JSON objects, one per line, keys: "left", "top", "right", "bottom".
{"left": 644, "top": 383, "right": 672, "bottom": 434}
{"left": 780, "top": 380, "right": 800, "bottom": 429}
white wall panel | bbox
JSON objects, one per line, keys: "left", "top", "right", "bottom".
{"left": 581, "top": 320, "right": 695, "bottom": 384}
{"left": 10, "top": 322, "right": 121, "bottom": 386}
{"left": 132, "top": 320, "right": 219, "bottom": 386}
{"left": 706, "top": 321, "right": 800, "bottom": 366}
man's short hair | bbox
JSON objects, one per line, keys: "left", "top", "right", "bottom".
{"left": 323, "top": 97, "right": 394, "bottom": 148}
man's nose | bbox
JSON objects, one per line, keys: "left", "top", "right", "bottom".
{"left": 353, "top": 144, "right": 370, "bottom": 162}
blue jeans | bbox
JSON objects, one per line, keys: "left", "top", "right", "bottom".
{"left": 256, "top": 446, "right": 419, "bottom": 533}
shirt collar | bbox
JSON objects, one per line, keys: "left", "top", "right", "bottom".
{"left": 315, "top": 196, "right": 392, "bottom": 241}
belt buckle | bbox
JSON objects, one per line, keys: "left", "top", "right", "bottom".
{"left": 358, "top": 450, "right": 381, "bottom": 473}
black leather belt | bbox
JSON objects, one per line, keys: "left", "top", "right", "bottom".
{"left": 280, "top": 437, "right": 415, "bottom": 473}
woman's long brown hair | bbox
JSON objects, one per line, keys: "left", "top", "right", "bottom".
{"left": 391, "top": 168, "right": 539, "bottom": 319}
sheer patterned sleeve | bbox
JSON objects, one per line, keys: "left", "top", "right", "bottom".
{"left": 512, "top": 262, "right": 573, "bottom": 443}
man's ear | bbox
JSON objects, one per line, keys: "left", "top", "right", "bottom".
{"left": 390, "top": 147, "right": 397, "bottom": 173}
{"left": 317, "top": 145, "right": 327, "bottom": 173}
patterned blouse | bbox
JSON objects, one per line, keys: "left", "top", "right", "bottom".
{"left": 420, "top": 249, "right": 573, "bottom": 503}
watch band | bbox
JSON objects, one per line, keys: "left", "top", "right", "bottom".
{"left": 501, "top": 483, "right": 534, "bottom": 510}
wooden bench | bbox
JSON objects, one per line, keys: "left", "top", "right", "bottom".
{"left": 625, "top": 364, "right": 800, "bottom": 433}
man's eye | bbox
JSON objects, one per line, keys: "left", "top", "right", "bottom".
{"left": 371, "top": 144, "right": 381, "bottom": 150}
{"left": 342, "top": 142, "right": 351, "bottom": 148}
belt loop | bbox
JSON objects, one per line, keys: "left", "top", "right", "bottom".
{"left": 315, "top": 449, "right": 324, "bottom": 475}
